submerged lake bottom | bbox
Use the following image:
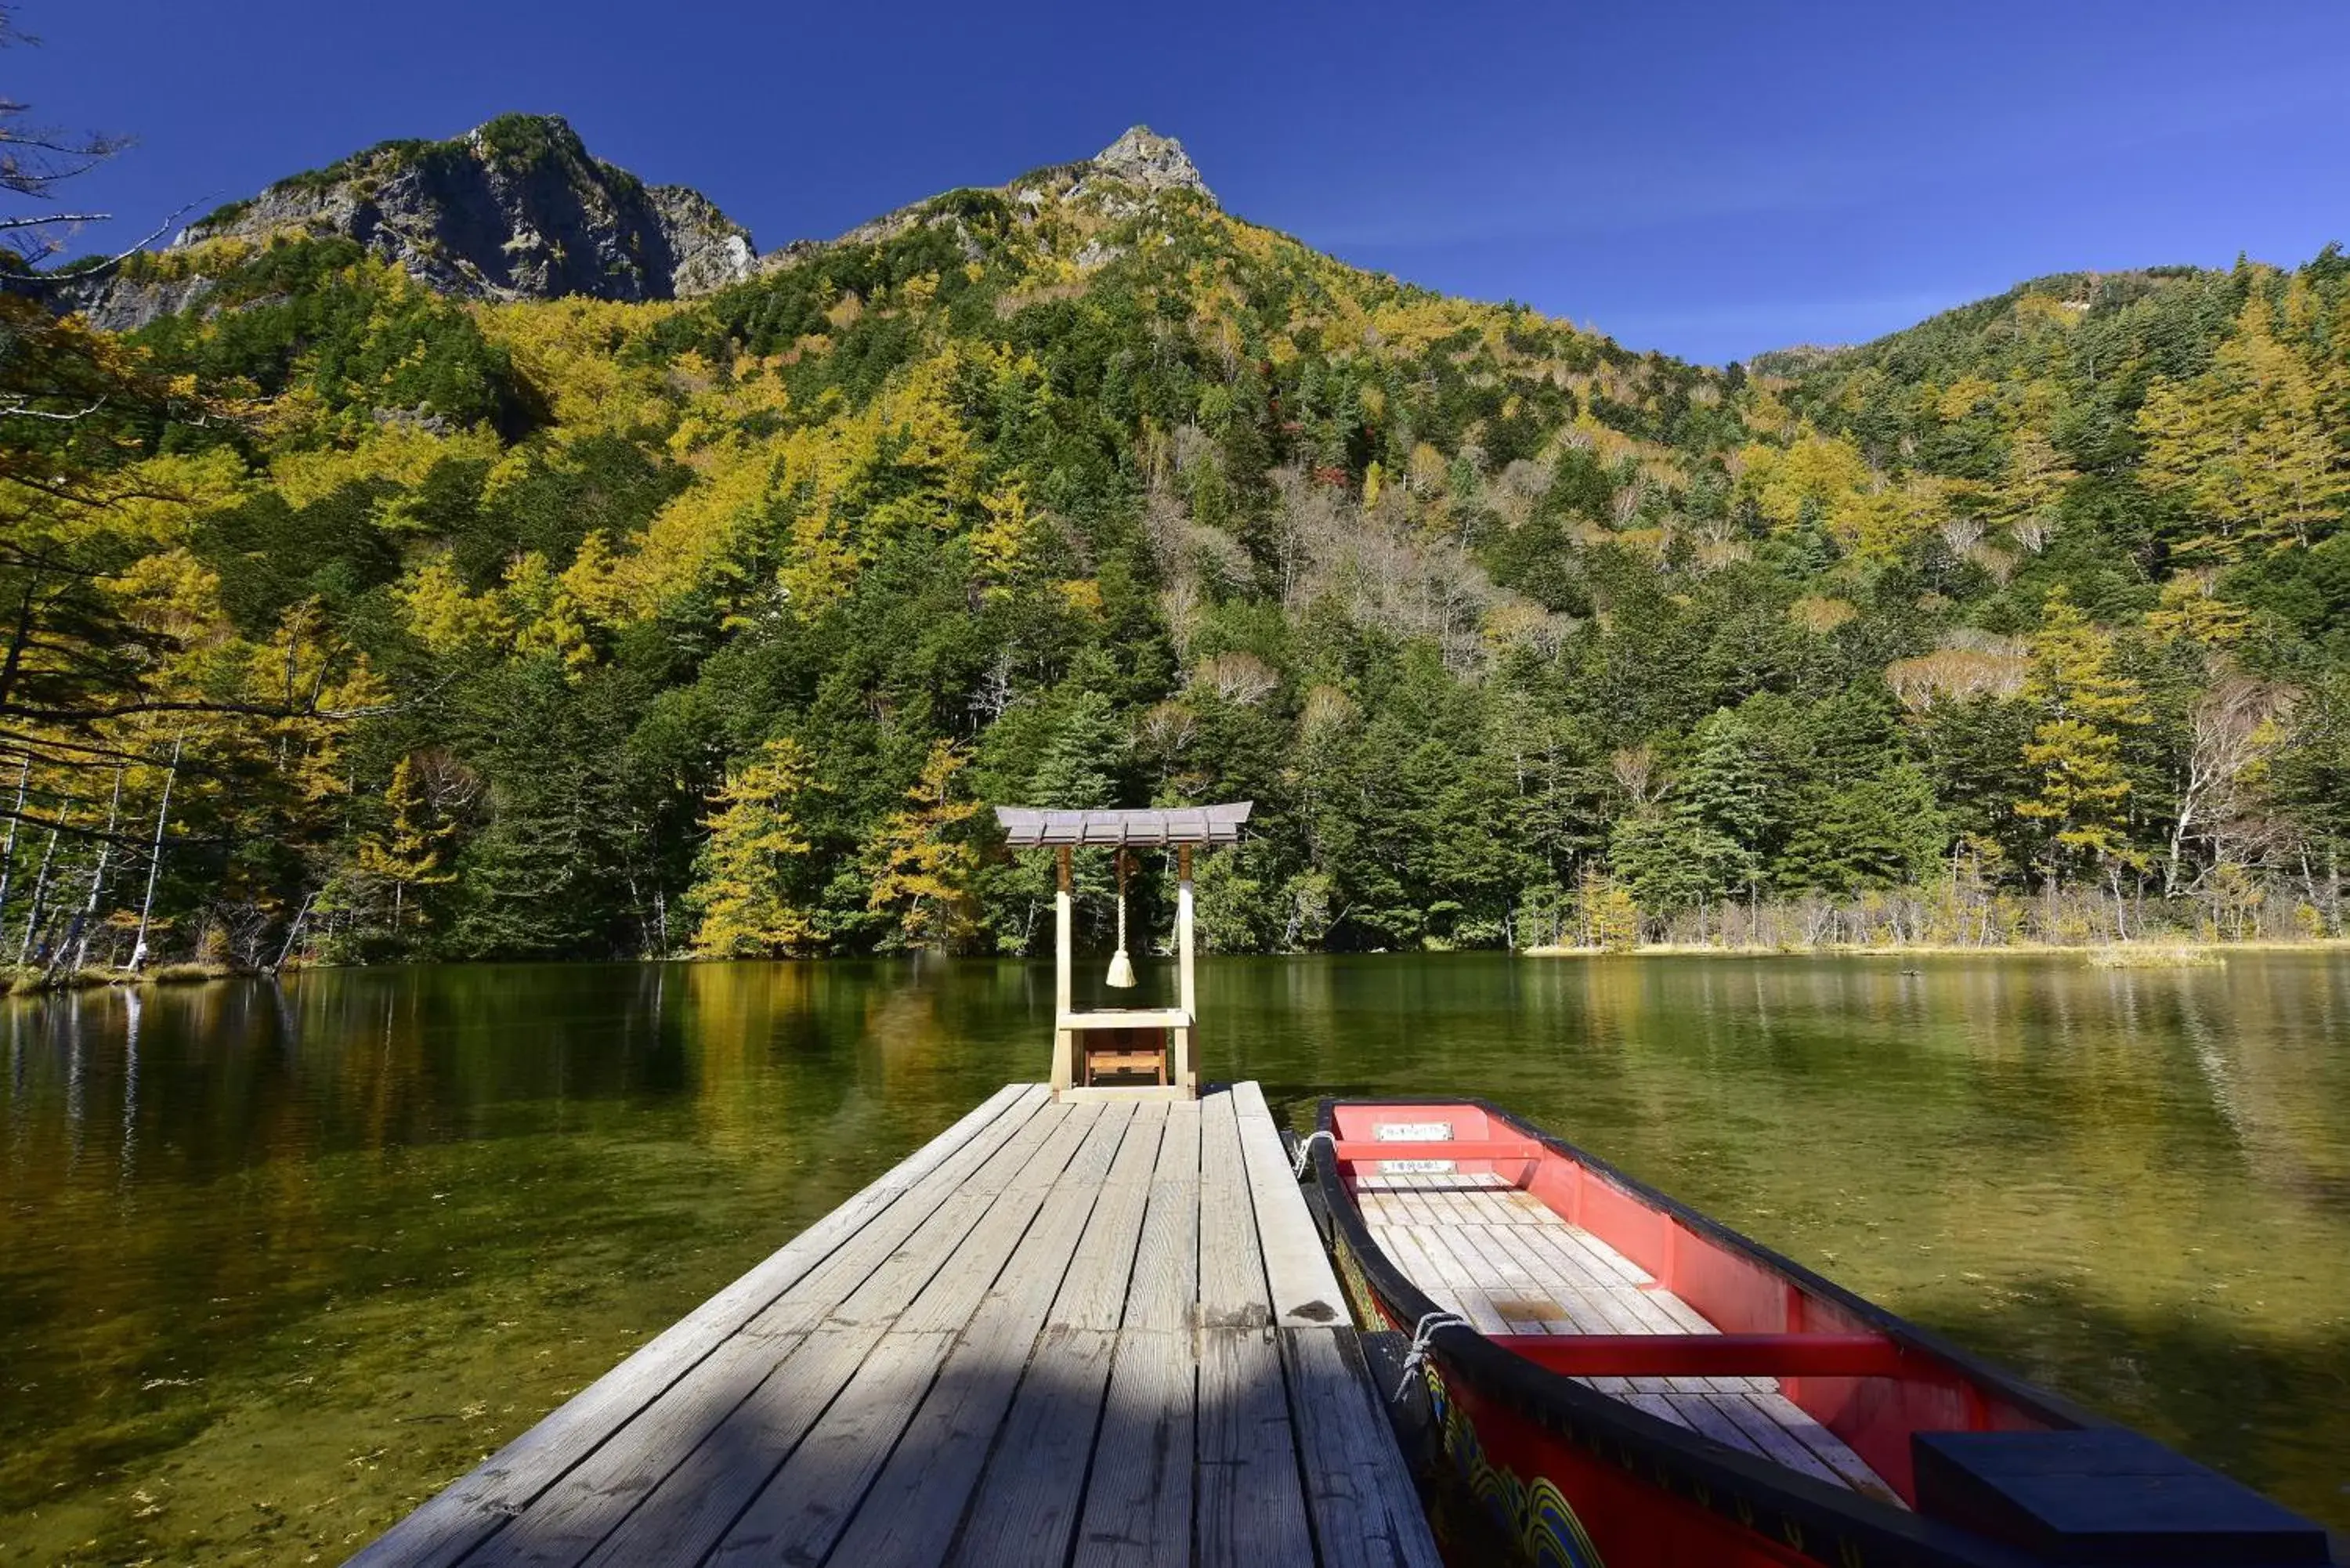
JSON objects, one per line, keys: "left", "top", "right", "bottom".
{"left": 2, "top": 952, "right": 2347, "bottom": 1562}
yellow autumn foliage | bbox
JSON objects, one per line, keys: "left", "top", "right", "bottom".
{"left": 400, "top": 555, "right": 515, "bottom": 653}
{"left": 1736, "top": 427, "right": 1875, "bottom": 528}
{"left": 98, "top": 450, "right": 251, "bottom": 547}
{"left": 269, "top": 421, "right": 502, "bottom": 509}
{"left": 475, "top": 295, "right": 680, "bottom": 431}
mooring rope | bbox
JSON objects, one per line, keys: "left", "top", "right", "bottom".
{"left": 1290, "top": 1128, "right": 1334, "bottom": 1180}
{"left": 1393, "top": 1310, "right": 1470, "bottom": 1402}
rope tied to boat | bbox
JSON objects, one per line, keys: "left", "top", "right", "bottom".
{"left": 1290, "top": 1129, "right": 1334, "bottom": 1180}
{"left": 1392, "top": 1310, "right": 1468, "bottom": 1403}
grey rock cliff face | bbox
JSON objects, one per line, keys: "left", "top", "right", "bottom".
{"left": 65, "top": 115, "right": 756, "bottom": 331}
{"left": 61, "top": 118, "right": 1210, "bottom": 328}
{"left": 51, "top": 270, "right": 214, "bottom": 334}
{"left": 759, "top": 125, "right": 1213, "bottom": 277}
{"left": 1080, "top": 126, "right": 1212, "bottom": 201}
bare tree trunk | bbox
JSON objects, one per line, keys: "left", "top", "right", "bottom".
{"left": 130, "top": 739, "right": 181, "bottom": 972}
{"left": 2165, "top": 790, "right": 2196, "bottom": 898}
{"left": 18, "top": 825, "right": 56, "bottom": 966}
{"left": 271, "top": 891, "right": 315, "bottom": 971}
{"left": 0, "top": 755, "right": 27, "bottom": 925}
{"left": 69, "top": 768, "right": 123, "bottom": 971}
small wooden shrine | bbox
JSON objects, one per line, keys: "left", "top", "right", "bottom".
{"left": 992, "top": 802, "right": 1251, "bottom": 1101}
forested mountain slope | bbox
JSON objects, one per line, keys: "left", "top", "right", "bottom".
{"left": 10, "top": 121, "right": 2349, "bottom": 966}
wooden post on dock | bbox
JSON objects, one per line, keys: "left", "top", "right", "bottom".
{"left": 1175, "top": 843, "right": 1196, "bottom": 1093}
{"left": 1051, "top": 846, "right": 1075, "bottom": 1093}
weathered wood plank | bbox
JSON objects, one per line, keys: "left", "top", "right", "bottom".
{"left": 947, "top": 1106, "right": 1166, "bottom": 1565}
{"left": 1230, "top": 1082, "right": 1347, "bottom": 1328}
{"left": 1362, "top": 1222, "right": 1498, "bottom": 1333}
{"left": 710, "top": 1097, "right": 1065, "bottom": 1342}
{"left": 1774, "top": 1396, "right": 1907, "bottom": 1504}
{"left": 1433, "top": 1215, "right": 1734, "bottom": 1411}
{"left": 548, "top": 1100, "right": 1083, "bottom": 1568}
{"left": 1441, "top": 1225, "right": 1592, "bottom": 1333}
{"left": 554, "top": 1324, "right": 855, "bottom": 1566}
{"left": 1467, "top": 1223, "right": 1602, "bottom": 1323}
{"left": 1664, "top": 1389, "right": 1770, "bottom": 1458}
{"left": 820, "top": 1107, "right": 1141, "bottom": 1566}
{"left": 1198, "top": 1089, "right": 1271, "bottom": 1329}
{"left": 945, "top": 1324, "right": 1119, "bottom": 1567}
{"left": 1049, "top": 1100, "right": 1166, "bottom": 1333}
{"left": 891, "top": 1102, "right": 1114, "bottom": 1334}
{"left": 463, "top": 1330, "right": 800, "bottom": 1568}
{"left": 1281, "top": 1326, "right": 1444, "bottom": 1568}
{"left": 703, "top": 1328, "right": 958, "bottom": 1567}
{"left": 1072, "top": 1329, "right": 1193, "bottom": 1568}
{"left": 1621, "top": 1390, "right": 1692, "bottom": 1429}
{"left": 1390, "top": 1223, "right": 1514, "bottom": 1335}
{"left": 349, "top": 1082, "right": 1043, "bottom": 1568}
{"left": 696, "top": 1105, "right": 1108, "bottom": 1567}
{"left": 1197, "top": 1326, "right": 1313, "bottom": 1568}
{"left": 1426, "top": 1224, "right": 1568, "bottom": 1331}
{"left": 1554, "top": 1220, "right": 1654, "bottom": 1287}
{"left": 1123, "top": 1099, "right": 1199, "bottom": 1332}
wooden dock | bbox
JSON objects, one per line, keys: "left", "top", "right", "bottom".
{"left": 352, "top": 1082, "right": 1441, "bottom": 1568}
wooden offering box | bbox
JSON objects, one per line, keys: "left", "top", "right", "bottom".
{"left": 1061, "top": 1006, "right": 1191, "bottom": 1089}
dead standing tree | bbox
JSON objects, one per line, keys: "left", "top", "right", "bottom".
{"left": 2167, "top": 676, "right": 2295, "bottom": 897}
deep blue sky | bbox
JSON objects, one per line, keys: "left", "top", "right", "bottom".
{"left": 20, "top": 0, "right": 2349, "bottom": 364}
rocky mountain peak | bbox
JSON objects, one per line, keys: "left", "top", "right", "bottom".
{"left": 63, "top": 114, "right": 756, "bottom": 331}
{"left": 1086, "top": 126, "right": 1212, "bottom": 201}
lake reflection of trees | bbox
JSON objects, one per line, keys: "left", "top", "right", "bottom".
{"left": 3, "top": 953, "right": 2346, "bottom": 1548}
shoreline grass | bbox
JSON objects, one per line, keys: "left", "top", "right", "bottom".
{"left": 2083, "top": 943, "right": 2229, "bottom": 969}
{"left": 1519, "top": 938, "right": 2345, "bottom": 960}
{"left": 2, "top": 960, "right": 249, "bottom": 994}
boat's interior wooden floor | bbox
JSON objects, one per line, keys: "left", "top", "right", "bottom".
{"left": 1357, "top": 1172, "right": 1904, "bottom": 1506}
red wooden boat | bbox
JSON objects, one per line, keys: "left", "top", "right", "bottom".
{"left": 1307, "top": 1097, "right": 2338, "bottom": 1568}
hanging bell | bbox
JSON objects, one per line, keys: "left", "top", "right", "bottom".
{"left": 1105, "top": 849, "right": 1138, "bottom": 988}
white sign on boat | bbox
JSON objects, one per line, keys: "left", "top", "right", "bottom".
{"left": 1374, "top": 1122, "right": 1454, "bottom": 1174}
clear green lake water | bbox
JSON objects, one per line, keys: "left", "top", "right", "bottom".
{"left": 3, "top": 952, "right": 2347, "bottom": 1563}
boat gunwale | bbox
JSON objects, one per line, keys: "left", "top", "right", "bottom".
{"left": 1311, "top": 1093, "right": 2106, "bottom": 1568}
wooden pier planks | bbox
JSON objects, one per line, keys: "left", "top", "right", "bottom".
{"left": 1231, "top": 1081, "right": 1348, "bottom": 1329}
{"left": 808, "top": 1104, "right": 1141, "bottom": 1566}
{"left": 352, "top": 1082, "right": 1044, "bottom": 1568}
{"left": 1195, "top": 1087, "right": 1311, "bottom": 1567}
{"left": 952, "top": 1102, "right": 1166, "bottom": 1566}
{"left": 480, "top": 1093, "right": 1080, "bottom": 1568}
{"left": 1070, "top": 1097, "right": 1203, "bottom": 1568}
{"left": 357, "top": 1085, "right": 1439, "bottom": 1568}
